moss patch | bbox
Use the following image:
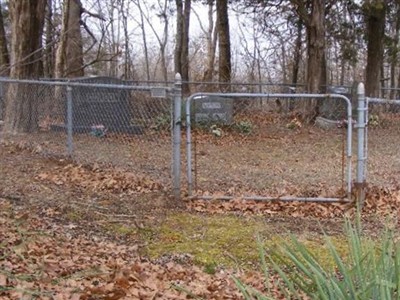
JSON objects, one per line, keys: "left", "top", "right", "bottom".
{"left": 103, "top": 223, "right": 138, "bottom": 236}
{"left": 143, "top": 213, "right": 263, "bottom": 267}
{"left": 141, "top": 212, "right": 352, "bottom": 270}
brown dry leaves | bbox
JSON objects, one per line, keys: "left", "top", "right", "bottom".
{"left": 187, "top": 187, "right": 400, "bottom": 219}
{"left": 0, "top": 200, "right": 286, "bottom": 300}
{"left": 35, "top": 164, "right": 163, "bottom": 194}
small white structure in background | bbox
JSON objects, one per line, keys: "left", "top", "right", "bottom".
{"left": 315, "top": 116, "right": 341, "bottom": 129}
{"left": 315, "top": 116, "right": 356, "bottom": 129}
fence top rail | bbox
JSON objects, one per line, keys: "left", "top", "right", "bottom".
{"left": 367, "top": 97, "right": 400, "bottom": 104}
{"left": 0, "top": 77, "right": 174, "bottom": 92}
{"left": 187, "top": 92, "right": 352, "bottom": 108}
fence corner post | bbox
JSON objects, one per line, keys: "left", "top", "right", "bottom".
{"left": 173, "top": 73, "right": 182, "bottom": 200}
{"left": 66, "top": 85, "right": 73, "bottom": 156}
{"left": 356, "top": 82, "right": 366, "bottom": 207}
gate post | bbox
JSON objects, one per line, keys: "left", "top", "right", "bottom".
{"left": 172, "top": 73, "right": 182, "bottom": 200}
{"left": 66, "top": 85, "right": 73, "bottom": 156}
{"left": 356, "top": 83, "right": 367, "bottom": 206}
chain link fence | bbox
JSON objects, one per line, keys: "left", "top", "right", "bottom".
{"left": 0, "top": 78, "right": 358, "bottom": 200}
{"left": 0, "top": 77, "right": 175, "bottom": 188}
{"left": 3, "top": 77, "right": 396, "bottom": 201}
{"left": 364, "top": 96, "right": 400, "bottom": 189}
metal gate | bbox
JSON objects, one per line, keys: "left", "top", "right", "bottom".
{"left": 182, "top": 91, "right": 361, "bottom": 203}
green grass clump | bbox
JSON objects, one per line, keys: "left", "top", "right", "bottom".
{"left": 236, "top": 217, "right": 400, "bottom": 299}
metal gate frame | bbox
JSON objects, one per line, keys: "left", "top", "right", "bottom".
{"left": 184, "top": 92, "right": 355, "bottom": 203}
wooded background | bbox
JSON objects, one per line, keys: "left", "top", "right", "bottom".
{"left": 0, "top": 0, "right": 397, "bottom": 132}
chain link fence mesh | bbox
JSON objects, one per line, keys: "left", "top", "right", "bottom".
{"left": 365, "top": 96, "right": 400, "bottom": 189}
{"left": 0, "top": 78, "right": 174, "bottom": 188}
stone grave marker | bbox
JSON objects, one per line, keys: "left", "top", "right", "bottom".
{"left": 193, "top": 95, "right": 233, "bottom": 124}
{"left": 53, "top": 76, "right": 142, "bottom": 134}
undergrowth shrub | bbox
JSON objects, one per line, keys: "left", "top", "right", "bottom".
{"left": 234, "top": 120, "right": 254, "bottom": 134}
{"left": 235, "top": 217, "right": 400, "bottom": 299}
{"left": 153, "top": 113, "right": 171, "bottom": 131}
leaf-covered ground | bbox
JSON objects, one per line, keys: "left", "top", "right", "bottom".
{"left": 1, "top": 203, "right": 280, "bottom": 299}
{"left": 0, "top": 136, "right": 399, "bottom": 299}
{"left": 0, "top": 143, "right": 290, "bottom": 299}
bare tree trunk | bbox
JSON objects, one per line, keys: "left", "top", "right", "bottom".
{"left": 55, "top": 0, "right": 84, "bottom": 78}
{"left": 122, "top": 13, "right": 134, "bottom": 79}
{"left": 294, "top": 0, "right": 326, "bottom": 120}
{"left": 216, "top": 0, "right": 231, "bottom": 90}
{"left": 136, "top": 0, "right": 150, "bottom": 81}
{"left": 390, "top": 1, "right": 400, "bottom": 99}
{"left": 203, "top": 0, "right": 217, "bottom": 83}
{"left": 175, "top": 0, "right": 191, "bottom": 94}
{"left": 280, "top": 40, "right": 287, "bottom": 84}
{"left": 119, "top": 0, "right": 134, "bottom": 79}
{"left": 4, "top": 0, "right": 46, "bottom": 134}
{"left": 306, "top": 0, "right": 325, "bottom": 94}
{"left": 174, "top": 0, "right": 183, "bottom": 77}
{"left": 160, "top": 39, "right": 168, "bottom": 82}
{"left": 320, "top": 50, "right": 327, "bottom": 92}
{"left": 53, "top": 0, "right": 83, "bottom": 123}
{"left": 160, "top": 0, "right": 169, "bottom": 82}
{"left": 65, "top": 0, "right": 84, "bottom": 77}
{"left": 54, "top": 0, "right": 70, "bottom": 78}
{"left": 380, "top": 63, "right": 385, "bottom": 98}
{"left": 364, "top": 0, "right": 386, "bottom": 98}
{"left": 291, "top": 18, "right": 303, "bottom": 86}
{"left": 398, "top": 65, "right": 400, "bottom": 99}
{"left": 136, "top": 0, "right": 170, "bottom": 81}
{"left": 181, "top": 0, "right": 191, "bottom": 94}
{"left": 43, "top": 0, "right": 54, "bottom": 78}
{"left": 340, "top": 53, "right": 346, "bottom": 86}
{"left": 0, "top": 3, "right": 9, "bottom": 76}
{"left": 107, "top": 0, "right": 120, "bottom": 77}
{"left": 53, "top": 0, "right": 70, "bottom": 121}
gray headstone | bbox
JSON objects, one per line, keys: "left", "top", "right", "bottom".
{"left": 66, "top": 76, "right": 139, "bottom": 133}
{"left": 193, "top": 96, "right": 233, "bottom": 124}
